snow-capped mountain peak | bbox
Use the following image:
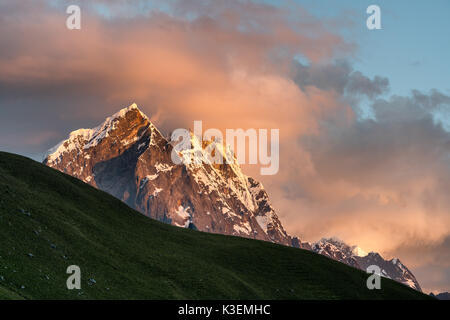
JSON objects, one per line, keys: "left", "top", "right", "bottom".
{"left": 45, "top": 103, "right": 151, "bottom": 165}
{"left": 43, "top": 103, "right": 422, "bottom": 293}
{"left": 44, "top": 104, "right": 291, "bottom": 245}
{"left": 311, "top": 237, "right": 422, "bottom": 291}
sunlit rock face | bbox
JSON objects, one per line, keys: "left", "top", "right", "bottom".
{"left": 44, "top": 103, "right": 291, "bottom": 245}
{"left": 44, "top": 103, "right": 423, "bottom": 292}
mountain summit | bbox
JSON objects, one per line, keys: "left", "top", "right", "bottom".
{"left": 43, "top": 104, "right": 422, "bottom": 292}
{"left": 44, "top": 104, "right": 291, "bottom": 245}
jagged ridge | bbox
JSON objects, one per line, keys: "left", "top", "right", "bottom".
{"left": 43, "top": 103, "right": 423, "bottom": 292}
{"left": 44, "top": 103, "right": 291, "bottom": 245}
{"left": 310, "top": 238, "right": 422, "bottom": 291}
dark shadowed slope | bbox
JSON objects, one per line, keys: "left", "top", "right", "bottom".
{"left": 0, "top": 152, "right": 431, "bottom": 300}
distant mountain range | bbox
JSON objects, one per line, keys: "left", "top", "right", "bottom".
{"left": 43, "top": 104, "right": 423, "bottom": 292}
{"left": 309, "top": 238, "right": 422, "bottom": 291}
{"left": 430, "top": 292, "right": 450, "bottom": 300}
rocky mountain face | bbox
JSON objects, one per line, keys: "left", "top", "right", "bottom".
{"left": 44, "top": 104, "right": 291, "bottom": 245}
{"left": 311, "top": 238, "right": 422, "bottom": 292}
{"left": 311, "top": 237, "right": 365, "bottom": 269}
{"left": 291, "top": 236, "right": 312, "bottom": 251}
{"left": 43, "top": 104, "right": 423, "bottom": 292}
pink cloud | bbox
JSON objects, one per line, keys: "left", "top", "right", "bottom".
{"left": 1, "top": 0, "right": 449, "bottom": 292}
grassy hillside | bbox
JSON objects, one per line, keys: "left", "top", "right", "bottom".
{"left": 0, "top": 151, "right": 431, "bottom": 300}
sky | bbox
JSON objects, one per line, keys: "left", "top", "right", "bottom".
{"left": 299, "top": 0, "right": 450, "bottom": 97}
{"left": 0, "top": 0, "right": 449, "bottom": 293}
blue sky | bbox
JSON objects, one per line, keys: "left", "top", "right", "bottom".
{"left": 260, "top": 0, "right": 450, "bottom": 127}
{"left": 290, "top": 0, "right": 450, "bottom": 97}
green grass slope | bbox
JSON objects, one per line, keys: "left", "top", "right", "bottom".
{"left": 0, "top": 151, "right": 431, "bottom": 300}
